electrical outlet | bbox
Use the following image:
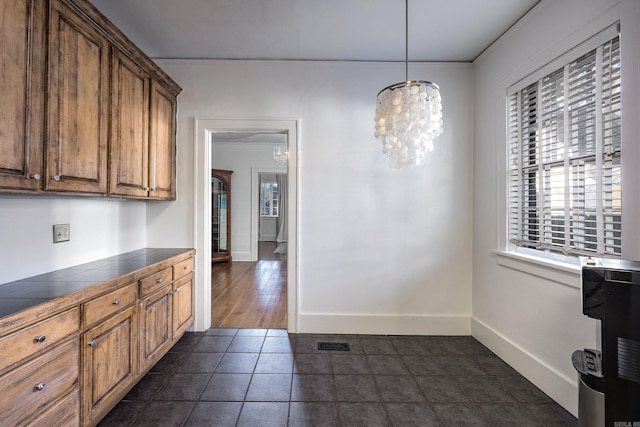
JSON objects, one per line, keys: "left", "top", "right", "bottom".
{"left": 53, "top": 224, "right": 70, "bottom": 243}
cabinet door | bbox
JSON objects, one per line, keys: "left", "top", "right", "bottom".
{"left": 148, "top": 80, "right": 177, "bottom": 200}
{"left": 82, "top": 306, "right": 136, "bottom": 425}
{"left": 0, "top": 0, "right": 46, "bottom": 190}
{"left": 139, "top": 284, "right": 173, "bottom": 372}
{"left": 173, "top": 273, "right": 194, "bottom": 338}
{"left": 108, "top": 50, "right": 150, "bottom": 198}
{"left": 46, "top": 0, "right": 109, "bottom": 193}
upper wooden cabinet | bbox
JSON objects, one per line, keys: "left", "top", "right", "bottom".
{"left": 47, "top": 0, "right": 109, "bottom": 194}
{"left": 148, "top": 80, "right": 178, "bottom": 200}
{"left": 109, "top": 50, "right": 151, "bottom": 198}
{"left": 109, "top": 66, "right": 177, "bottom": 200}
{"left": 0, "top": 0, "right": 182, "bottom": 199}
{"left": 0, "top": 0, "right": 46, "bottom": 191}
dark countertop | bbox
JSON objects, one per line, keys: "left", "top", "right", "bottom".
{"left": 0, "top": 248, "right": 194, "bottom": 319}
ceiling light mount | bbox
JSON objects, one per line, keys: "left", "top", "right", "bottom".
{"left": 374, "top": 0, "right": 443, "bottom": 168}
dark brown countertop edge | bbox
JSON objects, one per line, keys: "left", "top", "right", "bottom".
{"left": 0, "top": 248, "right": 195, "bottom": 335}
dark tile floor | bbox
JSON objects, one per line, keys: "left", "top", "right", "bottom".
{"left": 98, "top": 328, "right": 578, "bottom": 427}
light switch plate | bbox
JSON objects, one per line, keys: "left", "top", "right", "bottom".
{"left": 53, "top": 224, "right": 70, "bottom": 243}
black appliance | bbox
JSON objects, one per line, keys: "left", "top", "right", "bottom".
{"left": 579, "top": 257, "right": 640, "bottom": 426}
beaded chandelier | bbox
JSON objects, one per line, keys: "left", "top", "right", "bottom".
{"left": 374, "top": 0, "right": 443, "bottom": 168}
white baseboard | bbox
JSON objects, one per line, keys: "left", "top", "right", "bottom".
{"left": 231, "top": 251, "right": 252, "bottom": 262}
{"left": 298, "top": 313, "right": 471, "bottom": 336}
{"left": 471, "top": 317, "right": 578, "bottom": 417}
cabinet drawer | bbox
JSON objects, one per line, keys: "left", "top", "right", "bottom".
{"left": 0, "top": 338, "right": 79, "bottom": 427}
{"left": 0, "top": 307, "right": 79, "bottom": 372}
{"left": 139, "top": 267, "right": 173, "bottom": 297}
{"left": 173, "top": 257, "right": 194, "bottom": 281}
{"left": 26, "top": 389, "right": 80, "bottom": 427}
{"left": 83, "top": 282, "right": 137, "bottom": 327}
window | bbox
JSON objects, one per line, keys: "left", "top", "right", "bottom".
{"left": 508, "top": 33, "right": 621, "bottom": 257}
{"left": 260, "top": 180, "right": 278, "bottom": 217}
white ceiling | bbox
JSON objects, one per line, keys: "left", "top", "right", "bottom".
{"left": 90, "top": 0, "right": 540, "bottom": 62}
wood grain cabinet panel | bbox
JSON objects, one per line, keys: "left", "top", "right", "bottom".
{"left": 139, "top": 267, "right": 173, "bottom": 298}
{"left": 173, "top": 273, "right": 194, "bottom": 339}
{"left": 0, "top": 307, "right": 79, "bottom": 374}
{"left": 46, "top": 0, "right": 109, "bottom": 194}
{"left": 82, "top": 306, "right": 136, "bottom": 426}
{"left": 26, "top": 389, "right": 80, "bottom": 427}
{"left": 82, "top": 282, "right": 137, "bottom": 327}
{"left": 148, "top": 80, "right": 177, "bottom": 200}
{"left": 138, "top": 284, "right": 173, "bottom": 372}
{"left": 173, "top": 257, "right": 194, "bottom": 281}
{"left": 0, "top": 0, "right": 46, "bottom": 191}
{"left": 108, "top": 49, "right": 150, "bottom": 198}
{"left": 0, "top": 338, "right": 79, "bottom": 427}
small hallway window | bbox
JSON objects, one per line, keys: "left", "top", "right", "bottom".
{"left": 260, "top": 178, "right": 278, "bottom": 217}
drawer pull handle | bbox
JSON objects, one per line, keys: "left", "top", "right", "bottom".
{"left": 34, "top": 335, "right": 46, "bottom": 343}
{"left": 156, "top": 278, "right": 163, "bottom": 284}
{"left": 113, "top": 299, "right": 120, "bottom": 305}
{"left": 184, "top": 266, "right": 188, "bottom": 270}
{"left": 88, "top": 339, "right": 97, "bottom": 347}
{"left": 34, "top": 383, "right": 46, "bottom": 391}
{"left": 51, "top": 175, "right": 61, "bottom": 182}
{"left": 31, "top": 174, "right": 41, "bottom": 180}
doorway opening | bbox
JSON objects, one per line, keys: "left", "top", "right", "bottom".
{"left": 210, "top": 134, "right": 288, "bottom": 328}
{"left": 193, "top": 118, "right": 298, "bottom": 333}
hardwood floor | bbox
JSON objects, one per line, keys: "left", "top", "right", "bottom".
{"left": 211, "top": 241, "right": 287, "bottom": 328}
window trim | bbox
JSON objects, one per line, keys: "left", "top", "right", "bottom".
{"left": 508, "top": 35, "right": 621, "bottom": 257}
{"left": 491, "top": 16, "right": 640, "bottom": 282}
{"left": 503, "top": 23, "right": 622, "bottom": 264}
{"left": 494, "top": 249, "right": 581, "bottom": 289}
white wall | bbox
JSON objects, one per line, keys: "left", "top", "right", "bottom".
{"left": 472, "top": 0, "right": 640, "bottom": 416}
{"left": 0, "top": 197, "right": 146, "bottom": 284}
{"left": 211, "top": 142, "right": 286, "bottom": 260}
{"left": 149, "top": 59, "right": 474, "bottom": 335}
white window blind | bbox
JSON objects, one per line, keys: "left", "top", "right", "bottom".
{"left": 508, "top": 35, "right": 621, "bottom": 257}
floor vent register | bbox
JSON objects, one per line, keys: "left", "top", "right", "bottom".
{"left": 317, "top": 342, "right": 350, "bottom": 351}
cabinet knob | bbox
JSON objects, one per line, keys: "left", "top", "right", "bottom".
{"left": 156, "top": 278, "right": 163, "bottom": 284}
{"left": 30, "top": 174, "right": 41, "bottom": 180}
{"left": 88, "top": 339, "right": 97, "bottom": 347}
{"left": 175, "top": 288, "right": 180, "bottom": 293}
{"left": 34, "top": 383, "right": 46, "bottom": 391}
{"left": 51, "top": 175, "right": 61, "bottom": 182}
{"left": 34, "top": 335, "right": 46, "bottom": 343}
{"left": 113, "top": 299, "right": 120, "bottom": 305}
{"left": 184, "top": 266, "right": 189, "bottom": 270}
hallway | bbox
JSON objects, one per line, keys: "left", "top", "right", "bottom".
{"left": 211, "top": 242, "right": 287, "bottom": 329}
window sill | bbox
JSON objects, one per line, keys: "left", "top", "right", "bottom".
{"left": 494, "top": 249, "right": 581, "bottom": 289}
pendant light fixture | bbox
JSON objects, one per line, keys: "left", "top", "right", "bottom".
{"left": 273, "top": 145, "right": 288, "bottom": 166}
{"left": 374, "top": 0, "right": 443, "bottom": 168}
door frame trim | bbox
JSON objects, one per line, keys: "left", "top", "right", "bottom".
{"left": 193, "top": 117, "right": 299, "bottom": 332}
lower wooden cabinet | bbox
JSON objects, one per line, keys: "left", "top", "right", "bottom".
{"left": 138, "top": 284, "right": 173, "bottom": 373}
{"left": 82, "top": 306, "right": 137, "bottom": 426}
{"left": 0, "top": 251, "right": 194, "bottom": 427}
{"left": 173, "top": 273, "right": 194, "bottom": 338}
